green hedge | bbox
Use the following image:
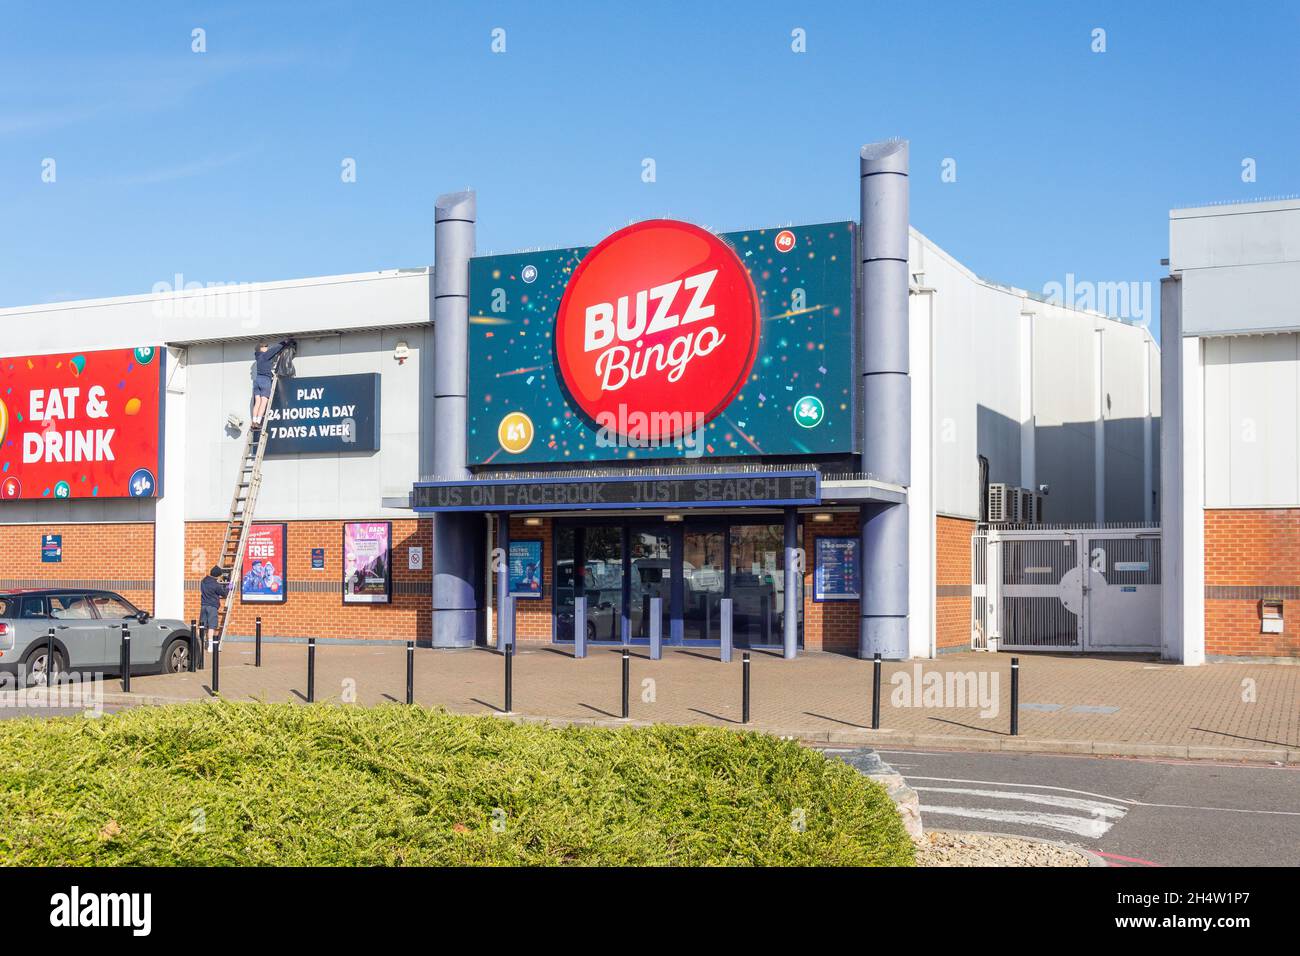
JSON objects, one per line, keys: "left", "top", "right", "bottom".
{"left": 0, "top": 703, "right": 914, "bottom": 866}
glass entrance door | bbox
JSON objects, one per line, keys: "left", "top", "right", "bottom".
{"left": 629, "top": 526, "right": 671, "bottom": 640}
{"left": 682, "top": 527, "right": 726, "bottom": 643}
{"left": 729, "top": 523, "right": 800, "bottom": 648}
{"left": 554, "top": 518, "right": 802, "bottom": 648}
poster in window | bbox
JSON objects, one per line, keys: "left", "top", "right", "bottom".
{"left": 814, "top": 536, "right": 860, "bottom": 601}
{"left": 507, "top": 540, "right": 543, "bottom": 598}
{"left": 241, "top": 523, "right": 287, "bottom": 604}
{"left": 343, "top": 521, "right": 392, "bottom": 604}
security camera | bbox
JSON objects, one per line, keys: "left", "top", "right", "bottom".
{"left": 226, "top": 413, "right": 245, "bottom": 430}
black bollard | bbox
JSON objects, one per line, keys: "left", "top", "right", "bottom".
{"left": 255, "top": 616, "right": 262, "bottom": 668}
{"left": 45, "top": 626, "right": 56, "bottom": 687}
{"left": 742, "top": 651, "right": 751, "bottom": 724}
{"left": 503, "top": 638, "right": 513, "bottom": 714}
{"left": 871, "top": 653, "right": 882, "bottom": 730}
{"left": 405, "top": 640, "right": 415, "bottom": 705}
{"left": 1010, "top": 656, "right": 1020, "bottom": 736}
{"left": 197, "top": 625, "right": 206, "bottom": 670}
{"left": 307, "top": 638, "right": 316, "bottom": 703}
{"left": 621, "top": 645, "right": 630, "bottom": 719}
{"left": 212, "top": 636, "right": 221, "bottom": 695}
{"left": 120, "top": 622, "right": 131, "bottom": 693}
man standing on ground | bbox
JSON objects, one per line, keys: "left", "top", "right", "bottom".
{"left": 200, "top": 564, "right": 231, "bottom": 650}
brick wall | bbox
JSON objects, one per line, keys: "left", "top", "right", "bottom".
{"left": 803, "top": 513, "right": 861, "bottom": 653}
{"left": 936, "top": 515, "right": 976, "bottom": 649}
{"left": 184, "top": 518, "right": 432, "bottom": 642}
{"left": 0, "top": 522, "right": 155, "bottom": 609}
{"left": 1204, "top": 508, "right": 1300, "bottom": 658}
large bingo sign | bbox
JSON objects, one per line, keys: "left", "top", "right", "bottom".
{"left": 0, "top": 346, "right": 164, "bottom": 501}
{"left": 466, "top": 219, "right": 856, "bottom": 464}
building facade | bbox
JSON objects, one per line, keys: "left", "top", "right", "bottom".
{"left": 0, "top": 141, "right": 1168, "bottom": 660}
{"left": 1162, "top": 198, "right": 1300, "bottom": 662}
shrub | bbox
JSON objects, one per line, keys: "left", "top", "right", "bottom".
{"left": 0, "top": 703, "right": 915, "bottom": 866}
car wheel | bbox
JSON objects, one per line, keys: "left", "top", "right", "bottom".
{"left": 161, "top": 635, "right": 191, "bottom": 674}
{"left": 23, "top": 646, "right": 67, "bottom": 687}
{"left": 586, "top": 620, "right": 597, "bottom": 642}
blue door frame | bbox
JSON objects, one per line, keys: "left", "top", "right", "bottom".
{"left": 551, "top": 515, "right": 802, "bottom": 649}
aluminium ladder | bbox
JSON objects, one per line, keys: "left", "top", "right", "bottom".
{"left": 212, "top": 369, "right": 281, "bottom": 646}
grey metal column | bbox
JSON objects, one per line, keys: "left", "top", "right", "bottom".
{"left": 782, "top": 507, "right": 798, "bottom": 659}
{"left": 859, "top": 140, "right": 911, "bottom": 660}
{"left": 496, "top": 512, "right": 511, "bottom": 650}
{"left": 431, "top": 190, "right": 479, "bottom": 647}
{"left": 719, "top": 598, "right": 733, "bottom": 663}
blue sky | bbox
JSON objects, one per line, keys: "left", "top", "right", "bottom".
{"left": 2, "top": 1, "right": 1296, "bottom": 337}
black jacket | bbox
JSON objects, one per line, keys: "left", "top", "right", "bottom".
{"left": 254, "top": 341, "right": 289, "bottom": 379}
{"left": 200, "top": 574, "right": 230, "bottom": 609}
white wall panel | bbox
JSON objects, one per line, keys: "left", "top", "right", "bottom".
{"left": 1203, "top": 333, "right": 1300, "bottom": 507}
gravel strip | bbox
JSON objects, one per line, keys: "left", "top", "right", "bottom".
{"left": 916, "top": 829, "right": 1092, "bottom": 867}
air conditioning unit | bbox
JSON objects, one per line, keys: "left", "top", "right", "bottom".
{"left": 1018, "top": 488, "right": 1036, "bottom": 525}
{"left": 987, "top": 483, "right": 1014, "bottom": 523}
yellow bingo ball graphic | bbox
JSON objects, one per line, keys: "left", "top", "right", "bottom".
{"left": 497, "top": 411, "right": 535, "bottom": 454}
{"left": 0, "top": 397, "right": 7, "bottom": 446}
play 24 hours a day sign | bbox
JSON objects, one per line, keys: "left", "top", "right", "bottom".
{"left": 266, "top": 373, "right": 380, "bottom": 455}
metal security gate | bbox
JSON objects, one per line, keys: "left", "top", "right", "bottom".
{"left": 976, "top": 526, "right": 1161, "bottom": 653}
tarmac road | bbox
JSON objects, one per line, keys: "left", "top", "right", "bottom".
{"left": 835, "top": 746, "right": 1300, "bottom": 867}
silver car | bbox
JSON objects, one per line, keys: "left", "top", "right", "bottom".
{"left": 0, "top": 589, "right": 195, "bottom": 686}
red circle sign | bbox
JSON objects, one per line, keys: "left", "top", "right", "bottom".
{"left": 554, "top": 219, "right": 760, "bottom": 444}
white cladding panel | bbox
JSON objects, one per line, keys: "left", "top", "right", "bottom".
{"left": 1171, "top": 201, "right": 1300, "bottom": 336}
{"left": 1203, "top": 333, "right": 1300, "bottom": 508}
{"left": 183, "top": 329, "right": 431, "bottom": 521}
{"left": 916, "top": 230, "right": 1158, "bottom": 523}
{"left": 1102, "top": 322, "right": 1153, "bottom": 522}
{"left": 0, "top": 270, "right": 433, "bottom": 354}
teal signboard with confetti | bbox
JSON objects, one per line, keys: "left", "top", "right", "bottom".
{"left": 466, "top": 219, "right": 856, "bottom": 465}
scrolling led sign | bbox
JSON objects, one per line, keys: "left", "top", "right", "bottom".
{"left": 411, "top": 472, "right": 820, "bottom": 512}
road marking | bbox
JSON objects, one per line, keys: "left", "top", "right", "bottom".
{"left": 917, "top": 804, "right": 1116, "bottom": 839}
{"left": 889, "top": 771, "right": 1300, "bottom": 817}
{"left": 1096, "top": 850, "right": 1161, "bottom": 867}
{"left": 914, "top": 786, "right": 1126, "bottom": 818}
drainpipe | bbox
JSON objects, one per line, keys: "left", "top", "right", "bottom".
{"left": 859, "top": 140, "right": 911, "bottom": 660}
{"left": 431, "top": 190, "right": 479, "bottom": 647}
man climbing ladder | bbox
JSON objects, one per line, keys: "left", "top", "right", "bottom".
{"left": 208, "top": 339, "right": 297, "bottom": 649}
{"left": 251, "top": 339, "right": 294, "bottom": 439}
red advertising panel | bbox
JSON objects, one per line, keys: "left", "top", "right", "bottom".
{"left": 0, "top": 346, "right": 164, "bottom": 501}
{"left": 240, "top": 523, "right": 287, "bottom": 604}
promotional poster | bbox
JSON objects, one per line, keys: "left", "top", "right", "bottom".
{"left": 507, "top": 540, "right": 543, "bottom": 598}
{"left": 814, "top": 536, "right": 861, "bottom": 601}
{"left": 466, "top": 220, "right": 855, "bottom": 465}
{"left": 0, "top": 346, "right": 164, "bottom": 501}
{"left": 343, "top": 521, "right": 392, "bottom": 604}
{"left": 241, "top": 523, "right": 287, "bottom": 604}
